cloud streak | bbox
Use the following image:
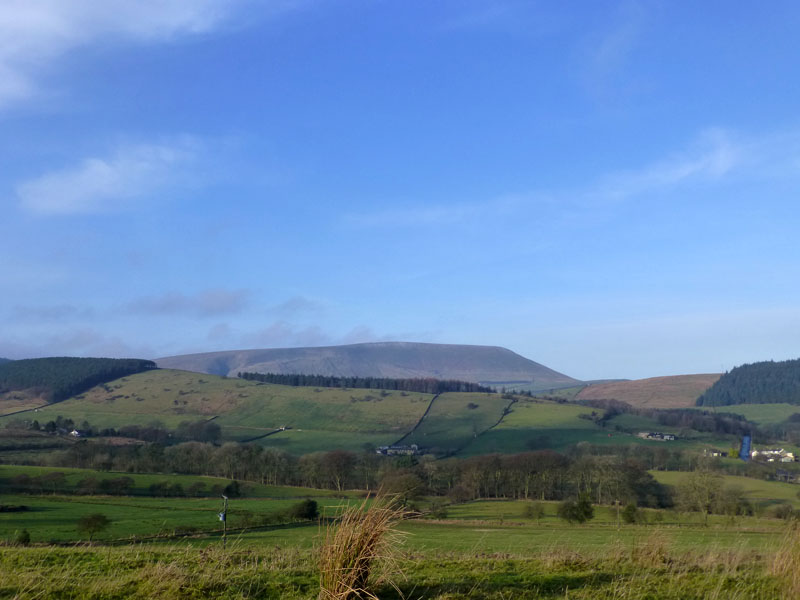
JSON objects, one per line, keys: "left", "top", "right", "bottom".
{"left": 344, "top": 126, "right": 800, "bottom": 230}
{"left": 16, "top": 139, "right": 199, "bottom": 215}
{"left": 0, "top": 0, "right": 258, "bottom": 109}
{"left": 594, "top": 128, "right": 741, "bottom": 201}
{"left": 127, "top": 288, "right": 250, "bottom": 317}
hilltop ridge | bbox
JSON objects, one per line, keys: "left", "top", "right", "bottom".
{"left": 157, "top": 341, "right": 580, "bottom": 391}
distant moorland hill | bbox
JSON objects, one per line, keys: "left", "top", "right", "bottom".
{"left": 697, "top": 358, "right": 800, "bottom": 406}
{"left": 157, "top": 342, "right": 581, "bottom": 390}
{"left": 0, "top": 357, "right": 156, "bottom": 404}
{"left": 576, "top": 374, "right": 721, "bottom": 409}
{"left": 0, "top": 358, "right": 11, "bottom": 364}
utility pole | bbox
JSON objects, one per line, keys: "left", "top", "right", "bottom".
{"left": 219, "top": 495, "right": 228, "bottom": 549}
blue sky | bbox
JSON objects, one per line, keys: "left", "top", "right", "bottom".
{"left": 2, "top": 1, "right": 800, "bottom": 380}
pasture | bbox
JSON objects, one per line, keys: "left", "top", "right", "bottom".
{"left": 650, "top": 471, "right": 800, "bottom": 508}
{"left": 1, "top": 497, "right": 798, "bottom": 599}
{"left": 710, "top": 403, "right": 800, "bottom": 426}
{"left": 2, "top": 462, "right": 800, "bottom": 599}
{"left": 4, "top": 370, "right": 434, "bottom": 454}
{"left": 402, "top": 392, "right": 513, "bottom": 454}
{"left": 458, "top": 399, "right": 621, "bottom": 455}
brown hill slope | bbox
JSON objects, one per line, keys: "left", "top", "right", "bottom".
{"left": 156, "top": 342, "right": 580, "bottom": 390}
{"left": 575, "top": 374, "right": 721, "bottom": 409}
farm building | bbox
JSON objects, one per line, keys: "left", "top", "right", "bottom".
{"left": 636, "top": 432, "right": 676, "bottom": 441}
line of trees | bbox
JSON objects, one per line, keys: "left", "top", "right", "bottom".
{"left": 237, "top": 372, "right": 494, "bottom": 394}
{"left": 0, "top": 357, "right": 156, "bottom": 403}
{"left": 19, "top": 441, "right": 671, "bottom": 507}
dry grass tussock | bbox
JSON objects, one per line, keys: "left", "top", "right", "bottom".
{"left": 768, "top": 524, "right": 800, "bottom": 599}
{"left": 318, "top": 494, "right": 407, "bottom": 600}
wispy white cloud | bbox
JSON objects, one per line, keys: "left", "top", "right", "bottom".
{"left": 127, "top": 288, "right": 250, "bottom": 317}
{"left": 16, "top": 139, "right": 199, "bottom": 215}
{"left": 0, "top": 0, "right": 298, "bottom": 110}
{"left": 0, "top": 327, "right": 155, "bottom": 360}
{"left": 345, "top": 125, "right": 800, "bottom": 230}
{"left": 594, "top": 128, "right": 741, "bottom": 201}
{"left": 580, "top": 0, "right": 649, "bottom": 99}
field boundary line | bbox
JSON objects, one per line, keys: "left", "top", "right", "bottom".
{"left": 0, "top": 404, "right": 50, "bottom": 419}
{"left": 450, "top": 396, "right": 518, "bottom": 457}
{"left": 391, "top": 393, "right": 440, "bottom": 446}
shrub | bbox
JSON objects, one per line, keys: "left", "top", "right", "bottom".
{"left": 13, "top": 529, "right": 30, "bottom": 546}
{"left": 770, "top": 504, "right": 796, "bottom": 521}
{"left": 223, "top": 480, "right": 241, "bottom": 498}
{"left": 522, "top": 502, "right": 545, "bottom": 523}
{"left": 288, "top": 499, "right": 319, "bottom": 521}
{"left": 77, "top": 513, "right": 111, "bottom": 541}
{"left": 428, "top": 500, "right": 449, "bottom": 519}
{"left": 558, "top": 495, "right": 594, "bottom": 524}
{"left": 622, "top": 503, "right": 639, "bottom": 524}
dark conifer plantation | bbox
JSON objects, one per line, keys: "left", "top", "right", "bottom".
{"left": 0, "top": 357, "right": 156, "bottom": 403}
{"left": 696, "top": 358, "right": 800, "bottom": 406}
{"left": 237, "top": 371, "right": 494, "bottom": 394}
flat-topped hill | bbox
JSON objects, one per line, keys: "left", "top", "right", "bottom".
{"left": 157, "top": 342, "right": 580, "bottom": 390}
{"left": 576, "top": 374, "right": 721, "bottom": 409}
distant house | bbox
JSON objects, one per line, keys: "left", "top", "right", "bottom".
{"left": 376, "top": 444, "right": 419, "bottom": 456}
{"left": 704, "top": 449, "right": 728, "bottom": 458}
{"left": 751, "top": 448, "right": 797, "bottom": 463}
{"left": 637, "top": 432, "right": 676, "bottom": 442}
{"left": 69, "top": 429, "right": 83, "bottom": 438}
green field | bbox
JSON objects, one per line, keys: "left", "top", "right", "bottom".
{"left": 651, "top": 470, "right": 800, "bottom": 508}
{"left": 1, "top": 486, "right": 791, "bottom": 549}
{"left": 3, "top": 465, "right": 800, "bottom": 599}
{"left": 4, "top": 464, "right": 797, "bottom": 548}
{"left": 1, "top": 370, "right": 790, "bottom": 459}
{"left": 710, "top": 403, "right": 800, "bottom": 425}
{"left": 402, "top": 392, "right": 513, "bottom": 454}
{"left": 1, "top": 495, "right": 796, "bottom": 599}
{"left": 1, "top": 370, "right": 433, "bottom": 454}
{"left": 458, "top": 399, "right": 620, "bottom": 454}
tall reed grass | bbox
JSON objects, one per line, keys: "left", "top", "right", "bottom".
{"left": 318, "top": 495, "right": 406, "bottom": 600}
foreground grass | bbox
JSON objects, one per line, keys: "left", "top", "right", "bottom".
{"left": 1, "top": 533, "right": 797, "bottom": 599}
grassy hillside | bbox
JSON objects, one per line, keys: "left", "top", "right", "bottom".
{"left": 0, "top": 369, "right": 763, "bottom": 458}
{"left": 458, "top": 398, "right": 618, "bottom": 454}
{"left": 18, "top": 369, "right": 432, "bottom": 454}
{"left": 0, "top": 388, "right": 47, "bottom": 416}
{"left": 576, "top": 374, "right": 720, "bottom": 409}
{"left": 401, "top": 392, "right": 513, "bottom": 454}
{"left": 157, "top": 342, "right": 581, "bottom": 390}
